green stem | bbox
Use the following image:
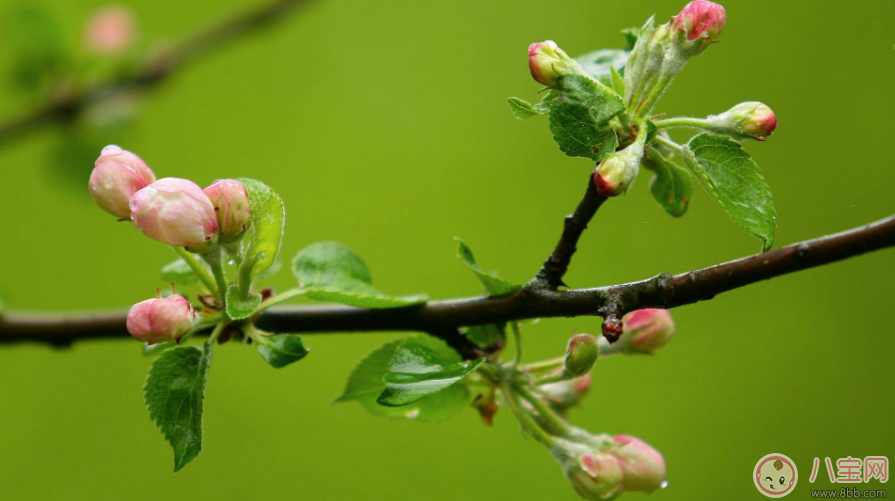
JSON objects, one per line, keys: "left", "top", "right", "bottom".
{"left": 257, "top": 287, "right": 306, "bottom": 312}
{"left": 653, "top": 117, "right": 709, "bottom": 130}
{"left": 508, "top": 322, "right": 523, "bottom": 370}
{"left": 654, "top": 135, "right": 683, "bottom": 152}
{"left": 522, "top": 356, "right": 565, "bottom": 373}
{"left": 637, "top": 73, "right": 671, "bottom": 117}
{"left": 236, "top": 253, "right": 258, "bottom": 300}
{"left": 171, "top": 246, "right": 217, "bottom": 295}
{"left": 195, "top": 312, "right": 226, "bottom": 330}
{"left": 201, "top": 247, "right": 229, "bottom": 303}
{"left": 500, "top": 383, "right": 556, "bottom": 447}
{"left": 514, "top": 383, "right": 574, "bottom": 438}
{"left": 206, "top": 321, "right": 227, "bottom": 345}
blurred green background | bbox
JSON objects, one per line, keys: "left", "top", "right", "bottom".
{"left": 1, "top": 0, "right": 893, "bottom": 499}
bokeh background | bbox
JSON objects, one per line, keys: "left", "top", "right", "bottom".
{"left": 1, "top": 0, "right": 893, "bottom": 499}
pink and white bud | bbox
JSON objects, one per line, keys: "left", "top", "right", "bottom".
{"left": 708, "top": 101, "right": 778, "bottom": 141}
{"left": 84, "top": 6, "right": 136, "bottom": 55}
{"left": 89, "top": 145, "right": 156, "bottom": 219}
{"left": 540, "top": 373, "right": 592, "bottom": 413}
{"left": 129, "top": 178, "right": 219, "bottom": 252}
{"left": 674, "top": 1, "right": 726, "bottom": 42}
{"left": 552, "top": 439, "right": 625, "bottom": 501}
{"left": 126, "top": 294, "right": 195, "bottom": 345}
{"left": 203, "top": 179, "right": 251, "bottom": 242}
{"left": 621, "top": 308, "right": 675, "bottom": 354}
{"left": 611, "top": 435, "right": 667, "bottom": 493}
{"left": 529, "top": 40, "right": 579, "bottom": 88}
{"left": 593, "top": 141, "right": 644, "bottom": 197}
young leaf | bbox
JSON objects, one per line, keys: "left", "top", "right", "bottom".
{"left": 144, "top": 344, "right": 212, "bottom": 472}
{"left": 455, "top": 238, "right": 521, "bottom": 296}
{"left": 465, "top": 323, "right": 504, "bottom": 347}
{"left": 161, "top": 259, "right": 200, "bottom": 285}
{"left": 575, "top": 49, "right": 630, "bottom": 85}
{"left": 507, "top": 97, "right": 541, "bottom": 120}
{"left": 682, "top": 133, "right": 777, "bottom": 251}
{"left": 377, "top": 340, "right": 484, "bottom": 407}
{"left": 643, "top": 148, "right": 694, "bottom": 217}
{"left": 610, "top": 66, "right": 625, "bottom": 96}
{"left": 293, "top": 242, "right": 427, "bottom": 309}
{"left": 255, "top": 333, "right": 309, "bottom": 369}
{"left": 335, "top": 338, "right": 472, "bottom": 421}
{"left": 225, "top": 285, "right": 261, "bottom": 320}
{"left": 548, "top": 74, "right": 624, "bottom": 162}
{"left": 237, "top": 178, "right": 285, "bottom": 277}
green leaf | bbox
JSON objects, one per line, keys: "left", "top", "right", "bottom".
{"left": 142, "top": 341, "right": 177, "bottom": 357}
{"left": 575, "top": 49, "right": 630, "bottom": 85}
{"left": 378, "top": 341, "right": 484, "bottom": 407}
{"left": 644, "top": 148, "right": 694, "bottom": 217}
{"left": 335, "top": 338, "right": 472, "bottom": 421}
{"left": 237, "top": 178, "right": 285, "bottom": 277}
{"left": 293, "top": 242, "right": 427, "bottom": 309}
{"left": 455, "top": 238, "right": 521, "bottom": 296}
{"left": 465, "top": 323, "right": 504, "bottom": 347}
{"left": 255, "top": 334, "right": 309, "bottom": 369}
{"left": 507, "top": 97, "right": 539, "bottom": 120}
{"left": 682, "top": 133, "right": 777, "bottom": 250}
{"left": 144, "top": 344, "right": 212, "bottom": 472}
{"left": 161, "top": 259, "right": 199, "bottom": 285}
{"left": 620, "top": 28, "right": 639, "bottom": 51}
{"left": 548, "top": 74, "right": 624, "bottom": 162}
{"left": 225, "top": 285, "right": 261, "bottom": 320}
{"left": 610, "top": 66, "right": 625, "bottom": 96}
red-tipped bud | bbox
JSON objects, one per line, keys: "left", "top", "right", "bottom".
{"left": 126, "top": 294, "right": 195, "bottom": 345}
{"left": 203, "top": 179, "right": 251, "bottom": 242}
{"left": 552, "top": 440, "right": 625, "bottom": 501}
{"left": 707, "top": 101, "right": 778, "bottom": 141}
{"left": 89, "top": 145, "right": 156, "bottom": 219}
{"left": 564, "top": 333, "right": 599, "bottom": 378}
{"left": 621, "top": 309, "right": 675, "bottom": 353}
{"left": 529, "top": 40, "right": 578, "bottom": 87}
{"left": 611, "top": 435, "right": 667, "bottom": 493}
{"left": 593, "top": 142, "right": 644, "bottom": 197}
{"left": 129, "top": 178, "right": 219, "bottom": 252}
{"left": 674, "top": 1, "right": 726, "bottom": 42}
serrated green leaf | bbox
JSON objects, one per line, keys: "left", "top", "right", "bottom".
{"left": 293, "top": 242, "right": 427, "bottom": 309}
{"left": 455, "top": 238, "right": 521, "bottom": 296}
{"left": 144, "top": 344, "right": 212, "bottom": 472}
{"left": 644, "top": 148, "right": 694, "bottom": 217}
{"left": 255, "top": 333, "right": 309, "bottom": 369}
{"left": 575, "top": 49, "right": 630, "bottom": 85}
{"left": 237, "top": 178, "right": 285, "bottom": 277}
{"left": 466, "top": 323, "right": 504, "bottom": 347}
{"left": 161, "top": 259, "right": 200, "bottom": 285}
{"left": 610, "top": 66, "right": 625, "bottom": 96}
{"left": 378, "top": 341, "right": 483, "bottom": 407}
{"left": 225, "top": 285, "right": 260, "bottom": 320}
{"left": 682, "top": 133, "right": 777, "bottom": 250}
{"left": 507, "top": 97, "right": 539, "bottom": 119}
{"left": 548, "top": 74, "right": 624, "bottom": 162}
{"left": 335, "top": 338, "right": 471, "bottom": 421}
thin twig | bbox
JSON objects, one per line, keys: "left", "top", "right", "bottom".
{"left": 533, "top": 173, "right": 608, "bottom": 289}
{"left": 3, "top": 213, "right": 893, "bottom": 352}
{"left": 0, "top": 0, "right": 312, "bottom": 147}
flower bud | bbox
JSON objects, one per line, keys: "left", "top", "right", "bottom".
{"left": 529, "top": 40, "right": 580, "bottom": 87}
{"left": 564, "top": 334, "right": 599, "bottom": 378}
{"left": 674, "top": 1, "right": 726, "bottom": 42}
{"left": 611, "top": 435, "right": 667, "bottom": 493}
{"left": 203, "top": 179, "right": 251, "bottom": 242}
{"left": 621, "top": 308, "right": 675, "bottom": 354}
{"left": 707, "top": 101, "right": 778, "bottom": 141}
{"left": 129, "top": 178, "right": 219, "bottom": 252}
{"left": 89, "top": 145, "right": 156, "bottom": 219}
{"left": 552, "top": 439, "right": 624, "bottom": 501}
{"left": 84, "top": 6, "right": 136, "bottom": 55}
{"left": 540, "top": 373, "right": 592, "bottom": 414}
{"left": 126, "top": 294, "right": 195, "bottom": 345}
{"left": 593, "top": 141, "right": 644, "bottom": 197}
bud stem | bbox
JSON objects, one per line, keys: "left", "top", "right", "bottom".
{"left": 514, "top": 382, "right": 575, "bottom": 438}
{"left": 508, "top": 321, "right": 523, "bottom": 370}
{"left": 500, "top": 383, "right": 557, "bottom": 447}
{"left": 653, "top": 116, "right": 709, "bottom": 129}
{"left": 207, "top": 321, "right": 227, "bottom": 345}
{"left": 172, "top": 245, "right": 218, "bottom": 296}
{"left": 201, "top": 247, "right": 229, "bottom": 306}
{"left": 521, "top": 355, "right": 566, "bottom": 373}
{"left": 256, "top": 287, "right": 306, "bottom": 312}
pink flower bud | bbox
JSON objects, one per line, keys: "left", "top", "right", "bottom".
{"left": 611, "top": 435, "right": 667, "bottom": 493}
{"left": 203, "top": 179, "right": 251, "bottom": 242}
{"left": 89, "top": 145, "right": 156, "bottom": 219}
{"left": 554, "top": 442, "right": 624, "bottom": 501}
{"left": 540, "top": 373, "right": 592, "bottom": 413}
{"left": 126, "top": 294, "right": 195, "bottom": 345}
{"left": 529, "top": 40, "right": 578, "bottom": 87}
{"left": 674, "top": 1, "right": 726, "bottom": 42}
{"left": 621, "top": 309, "right": 675, "bottom": 353}
{"left": 129, "top": 178, "right": 219, "bottom": 252}
{"left": 713, "top": 101, "right": 778, "bottom": 141}
{"left": 84, "top": 6, "right": 136, "bottom": 55}
{"left": 564, "top": 333, "right": 599, "bottom": 378}
{"left": 593, "top": 142, "right": 644, "bottom": 197}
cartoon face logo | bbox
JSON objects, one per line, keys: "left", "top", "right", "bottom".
{"left": 754, "top": 454, "right": 798, "bottom": 498}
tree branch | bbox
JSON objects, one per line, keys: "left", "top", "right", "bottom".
{"left": 533, "top": 174, "right": 607, "bottom": 289}
{"left": 0, "top": 0, "right": 311, "bottom": 147}
{"left": 3, "top": 213, "right": 893, "bottom": 351}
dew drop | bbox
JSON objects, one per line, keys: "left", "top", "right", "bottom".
{"left": 405, "top": 408, "right": 420, "bottom": 419}
{"left": 227, "top": 258, "right": 235, "bottom": 266}
{"left": 660, "top": 480, "right": 669, "bottom": 489}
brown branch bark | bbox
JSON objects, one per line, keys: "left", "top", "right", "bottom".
{"left": 3, "top": 213, "right": 893, "bottom": 350}
{"left": 0, "top": 0, "right": 311, "bottom": 147}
